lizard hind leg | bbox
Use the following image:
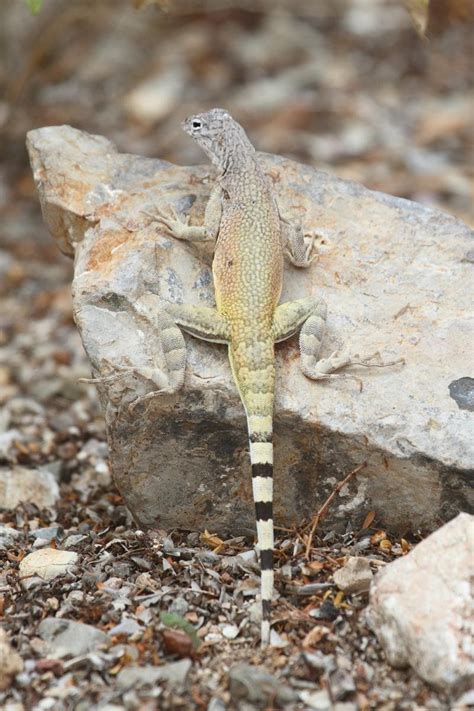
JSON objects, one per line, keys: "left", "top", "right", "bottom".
{"left": 166, "top": 303, "right": 231, "bottom": 343}
{"left": 274, "top": 297, "right": 404, "bottom": 383}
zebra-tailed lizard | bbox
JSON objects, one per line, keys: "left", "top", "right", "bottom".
{"left": 87, "top": 109, "right": 402, "bottom": 646}
{"left": 145, "top": 109, "right": 404, "bottom": 646}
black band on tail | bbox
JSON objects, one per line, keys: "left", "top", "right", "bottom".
{"left": 261, "top": 599, "right": 272, "bottom": 619}
{"left": 255, "top": 500, "right": 272, "bottom": 521}
{"left": 260, "top": 548, "right": 273, "bottom": 570}
{"left": 252, "top": 462, "right": 273, "bottom": 478}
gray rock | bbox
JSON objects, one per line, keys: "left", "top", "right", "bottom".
{"left": 228, "top": 663, "right": 297, "bottom": 708}
{"left": 207, "top": 699, "right": 227, "bottom": 711}
{"left": 333, "top": 556, "right": 373, "bottom": 594}
{"left": 37, "top": 618, "right": 110, "bottom": 659}
{"left": 117, "top": 659, "right": 192, "bottom": 692}
{"left": 299, "top": 689, "right": 332, "bottom": 710}
{"left": 0, "top": 524, "right": 21, "bottom": 550}
{"left": 367, "top": 512, "right": 474, "bottom": 696}
{"left": 0, "top": 466, "right": 59, "bottom": 510}
{"left": 107, "top": 617, "right": 142, "bottom": 637}
{"left": 27, "top": 125, "right": 474, "bottom": 535}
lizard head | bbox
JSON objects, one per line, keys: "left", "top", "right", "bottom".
{"left": 182, "top": 108, "right": 255, "bottom": 171}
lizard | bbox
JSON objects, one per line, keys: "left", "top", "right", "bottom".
{"left": 143, "top": 108, "right": 401, "bottom": 646}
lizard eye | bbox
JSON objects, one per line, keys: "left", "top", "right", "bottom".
{"left": 192, "top": 120, "right": 202, "bottom": 130}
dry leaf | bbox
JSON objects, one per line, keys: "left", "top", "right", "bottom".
{"left": 370, "top": 530, "right": 387, "bottom": 545}
{"left": 200, "top": 529, "right": 225, "bottom": 550}
{"left": 361, "top": 511, "right": 376, "bottom": 530}
{"left": 334, "top": 590, "right": 345, "bottom": 607}
{"left": 162, "top": 628, "right": 195, "bottom": 658}
{"left": 401, "top": 538, "right": 411, "bottom": 553}
{"left": 307, "top": 560, "right": 325, "bottom": 572}
{"left": 379, "top": 538, "right": 393, "bottom": 552}
{"left": 302, "top": 625, "right": 329, "bottom": 648}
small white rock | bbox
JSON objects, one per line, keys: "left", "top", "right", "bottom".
{"left": 0, "top": 466, "right": 59, "bottom": 510}
{"left": 333, "top": 556, "right": 373, "bottom": 594}
{"left": 299, "top": 689, "right": 332, "bottom": 710}
{"left": 19, "top": 548, "right": 78, "bottom": 588}
{"left": 269, "top": 629, "right": 288, "bottom": 648}
{"left": 221, "top": 624, "right": 239, "bottom": 640}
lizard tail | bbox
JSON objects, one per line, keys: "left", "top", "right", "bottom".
{"left": 249, "top": 416, "right": 274, "bottom": 647}
{"left": 229, "top": 341, "right": 275, "bottom": 647}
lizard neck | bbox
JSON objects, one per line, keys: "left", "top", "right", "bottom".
{"left": 208, "top": 124, "right": 258, "bottom": 175}
{"left": 221, "top": 146, "right": 258, "bottom": 175}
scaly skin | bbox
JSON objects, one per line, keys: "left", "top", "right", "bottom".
{"left": 148, "top": 108, "right": 402, "bottom": 646}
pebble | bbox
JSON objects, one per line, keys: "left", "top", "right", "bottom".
{"left": 108, "top": 618, "right": 142, "bottom": 637}
{"left": 63, "top": 534, "right": 88, "bottom": 549}
{"left": 299, "top": 689, "right": 332, "bottom": 710}
{"left": 0, "top": 524, "right": 21, "bottom": 550}
{"left": 228, "top": 663, "right": 297, "bottom": 708}
{"left": 19, "top": 548, "right": 78, "bottom": 588}
{"left": 0, "top": 628, "right": 23, "bottom": 691}
{"left": 221, "top": 624, "right": 239, "bottom": 639}
{"left": 117, "top": 659, "right": 192, "bottom": 692}
{"left": 0, "top": 466, "right": 59, "bottom": 510}
{"left": 333, "top": 556, "right": 373, "bottom": 594}
{"left": 37, "top": 618, "right": 110, "bottom": 659}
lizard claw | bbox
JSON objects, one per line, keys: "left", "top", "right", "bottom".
{"left": 128, "top": 385, "right": 176, "bottom": 414}
{"left": 142, "top": 206, "right": 189, "bottom": 238}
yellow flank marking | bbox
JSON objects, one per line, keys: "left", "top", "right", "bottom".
{"left": 248, "top": 415, "right": 272, "bottom": 432}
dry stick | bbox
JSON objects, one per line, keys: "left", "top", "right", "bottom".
{"left": 304, "top": 461, "right": 367, "bottom": 561}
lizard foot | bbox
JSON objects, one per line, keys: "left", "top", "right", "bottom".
{"left": 142, "top": 206, "right": 190, "bottom": 240}
{"left": 285, "top": 231, "right": 318, "bottom": 268}
{"left": 303, "top": 350, "right": 405, "bottom": 391}
{"left": 127, "top": 386, "right": 175, "bottom": 414}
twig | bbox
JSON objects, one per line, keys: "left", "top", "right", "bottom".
{"left": 283, "top": 582, "right": 334, "bottom": 595}
{"left": 304, "top": 461, "right": 367, "bottom": 560}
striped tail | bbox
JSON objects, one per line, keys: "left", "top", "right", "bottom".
{"left": 249, "top": 418, "right": 274, "bottom": 646}
{"left": 228, "top": 339, "right": 275, "bottom": 646}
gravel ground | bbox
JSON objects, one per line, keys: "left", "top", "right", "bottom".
{"left": 1, "top": 1, "right": 471, "bottom": 708}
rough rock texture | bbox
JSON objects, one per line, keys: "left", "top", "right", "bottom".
{"left": 19, "top": 548, "right": 78, "bottom": 588}
{"left": 0, "top": 466, "right": 59, "bottom": 510}
{"left": 333, "top": 556, "right": 373, "bottom": 594}
{"left": 367, "top": 513, "right": 474, "bottom": 697}
{"left": 27, "top": 125, "right": 473, "bottom": 535}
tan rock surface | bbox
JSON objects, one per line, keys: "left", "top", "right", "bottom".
{"left": 27, "top": 125, "right": 474, "bottom": 535}
{"left": 367, "top": 513, "right": 474, "bottom": 697}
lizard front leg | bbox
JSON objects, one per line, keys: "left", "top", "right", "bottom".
{"left": 279, "top": 215, "right": 318, "bottom": 268}
{"left": 127, "top": 304, "right": 230, "bottom": 412}
{"left": 148, "top": 184, "right": 223, "bottom": 242}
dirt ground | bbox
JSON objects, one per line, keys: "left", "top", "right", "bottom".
{"left": 0, "top": 1, "right": 472, "bottom": 709}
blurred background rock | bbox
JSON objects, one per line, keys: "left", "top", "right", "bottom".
{"left": 0, "top": 0, "right": 472, "bottom": 443}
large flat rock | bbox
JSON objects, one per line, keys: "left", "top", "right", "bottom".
{"left": 27, "top": 125, "right": 473, "bottom": 535}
